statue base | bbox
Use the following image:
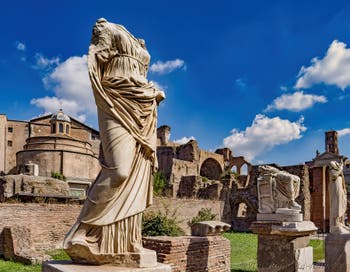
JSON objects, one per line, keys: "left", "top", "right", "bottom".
{"left": 65, "top": 243, "right": 157, "bottom": 268}
{"left": 325, "top": 233, "right": 350, "bottom": 272}
{"left": 257, "top": 212, "right": 303, "bottom": 222}
{"left": 250, "top": 220, "right": 317, "bottom": 272}
{"left": 42, "top": 261, "right": 172, "bottom": 272}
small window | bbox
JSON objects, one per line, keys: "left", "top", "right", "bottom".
{"left": 7, "top": 140, "right": 13, "bottom": 147}
{"left": 59, "top": 123, "right": 64, "bottom": 133}
{"left": 8, "top": 127, "right": 13, "bottom": 133}
{"left": 91, "top": 134, "right": 96, "bottom": 140}
{"left": 66, "top": 125, "right": 69, "bottom": 134}
{"left": 51, "top": 124, "right": 56, "bottom": 133}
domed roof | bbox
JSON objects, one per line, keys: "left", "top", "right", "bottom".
{"left": 51, "top": 109, "right": 71, "bottom": 122}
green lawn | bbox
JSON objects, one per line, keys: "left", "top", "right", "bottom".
{"left": 224, "top": 232, "right": 325, "bottom": 272}
{"left": 0, "top": 233, "right": 325, "bottom": 272}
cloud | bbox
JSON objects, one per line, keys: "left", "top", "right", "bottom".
{"left": 295, "top": 40, "right": 350, "bottom": 90}
{"left": 30, "top": 96, "right": 87, "bottom": 122}
{"left": 223, "top": 114, "right": 306, "bottom": 161}
{"left": 149, "top": 59, "right": 185, "bottom": 74}
{"left": 174, "top": 136, "right": 195, "bottom": 145}
{"left": 338, "top": 128, "right": 350, "bottom": 137}
{"left": 16, "top": 41, "right": 26, "bottom": 51}
{"left": 235, "top": 78, "right": 247, "bottom": 89}
{"left": 265, "top": 91, "right": 327, "bottom": 112}
{"left": 33, "top": 53, "right": 60, "bottom": 70}
{"left": 32, "top": 55, "right": 95, "bottom": 121}
{"left": 280, "top": 86, "right": 288, "bottom": 91}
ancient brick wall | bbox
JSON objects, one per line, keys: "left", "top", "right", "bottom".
{"left": 0, "top": 203, "right": 82, "bottom": 255}
{"left": 0, "top": 198, "right": 224, "bottom": 256}
{"left": 143, "top": 236, "right": 230, "bottom": 272}
{"left": 310, "top": 166, "right": 329, "bottom": 232}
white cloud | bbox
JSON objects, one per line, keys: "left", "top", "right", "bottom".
{"left": 265, "top": 91, "right": 327, "bottom": 112}
{"left": 32, "top": 55, "right": 95, "bottom": 121}
{"left": 149, "top": 59, "right": 185, "bottom": 74}
{"left": 16, "top": 41, "right": 26, "bottom": 51}
{"left": 295, "top": 40, "right": 350, "bottom": 90}
{"left": 223, "top": 114, "right": 306, "bottom": 161}
{"left": 174, "top": 136, "right": 195, "bottom": 145}
{"left": 33, "top": 53, "right": 60, "bottom": 70}
{"left": 338, "top": 128, "right": 350, "bottom": 137}
{"left": 280, "top": 86, "right": 288, "bottom": 91}
{"left": 235, "top": 78, "right": 247, "bottom": 88}
{"left": 30, "top": 96, "right": 87, "bottom": 122}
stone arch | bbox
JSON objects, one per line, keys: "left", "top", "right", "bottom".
{"left": 200, "top": 158, "right": 223, "bottom": 180}
{"left": 240, "top": 163, "right": 248, "bottom": 175}
{"left": 231, "top": 165, "right": 237, "bottom": 174}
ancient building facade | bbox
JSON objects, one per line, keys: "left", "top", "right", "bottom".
{"left": 0, "top": 111, "right": 100, "bottom": 197}
{"left": 307, "top": 130, "right": 350, "bottom": 232}
{"left": 156, "top": 126, "right": 311, "bottom": 231}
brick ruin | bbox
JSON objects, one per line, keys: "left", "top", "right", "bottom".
{"left": 156, "top": 126, "right": 312, "bottom": 231}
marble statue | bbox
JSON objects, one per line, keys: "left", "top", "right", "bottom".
{"left": 328, "top": 161, "right": 349, "bottom": 234}
{"left": 258, "top": 165, "right": 301, "bottom": 214}
{"left": 63, "top": 18, "right": 165, "bottom": 266}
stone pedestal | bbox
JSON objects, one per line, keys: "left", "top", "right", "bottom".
{"left": 250, "top": 221, "right": 317, "bottom": 272}
{"left": 42, "top": 260, "right": 172, "bottom": 272}
{"left": 325, "top": 233, "right": 350, "bottom": 272}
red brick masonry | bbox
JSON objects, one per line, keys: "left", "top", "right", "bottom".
{"left": 143, "top": 236, "right": 230, "bottom": 272}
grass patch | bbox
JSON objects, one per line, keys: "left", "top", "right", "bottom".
{"left": 0, "top": 249, "right": 70, "bottom": 272}
{"left": 0, "top": 260, "right": 41, "bottom": 272}
{"left": 223, "top": 232, "right": 257, "bottom": 272}
{"left": 309, "top": 239, "right": 324, "bottom": 261}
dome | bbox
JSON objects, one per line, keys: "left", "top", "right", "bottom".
{"left": 51, "top": 109, "right": 71, "bottom": 123}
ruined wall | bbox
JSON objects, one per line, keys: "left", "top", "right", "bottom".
{"left": 5, "top": 120, "right": 28, "bottom": 174}
{"left": 17, "top": 150, "right": 99, "bottom": 180}
{"left": 0, "top": 198, "right": 224, "bottom": 256}
{"left": 143, "top": 236, "right": 230, "bottom": 272}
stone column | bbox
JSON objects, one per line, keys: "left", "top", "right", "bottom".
{"left": 250, "top": 220, "right": 317, "bottom": 272}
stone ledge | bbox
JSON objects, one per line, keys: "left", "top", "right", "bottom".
{"left": 42, "top": 261, "right": 172, "bottom": 272}
{"left": 250, "top": 221, "right": 317, "bottom": 236}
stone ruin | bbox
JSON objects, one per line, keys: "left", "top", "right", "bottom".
{"left": 156, "top": 125, "right": 311, "bottom": 232}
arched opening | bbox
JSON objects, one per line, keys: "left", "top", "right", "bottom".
{"left": 237, "top": 202, "right": 248, "bottom": 218}
{"left": 200, "top": 158, "right": 222, "bottom": 180}
{"left": 240, "top": 163, "right": 248, "bottom": 175}
{"left": 51, "top": 123, "right": 56, "bottom": 134}
{"left": 66, "top": 124, "right": 70, "bottom": 134}
{"left": 231, "top": 165, "right": 237, "bottom": 175}
{"left": 59, "top": 123, "right": 64, "bottom": 133}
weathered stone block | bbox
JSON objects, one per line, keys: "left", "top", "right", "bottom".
{"left": 325, "top": 233, "right": 350, "bottom": 272}
{"left": 191, "top": 221, "right": 230, "bottom": 236}
{"left": 250, "top": 221, "right": 316, "bottom": 272}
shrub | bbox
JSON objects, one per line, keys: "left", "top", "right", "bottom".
{"left": 51, "top": 171, "right": 66, "bottom": 181}
{"left": 188, "top": 208, "right": 217, "bottom": 227}
{"left": 142, "top": 212, "right": 185, "bottom": 236}
{"left": 153, "top": 171, "right": 167, "bottom": 196}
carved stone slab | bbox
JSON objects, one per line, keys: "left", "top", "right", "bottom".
{"left": 191, "top": 221, "right": 231, "bottom": 236}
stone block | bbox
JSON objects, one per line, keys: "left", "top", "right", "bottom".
{"left": 295, "top": 246, "right": 313, "bottom": 272}
{"left": 250, "top": 221, "right": 317, "bottom": 272}
{"left": 257, "top": 212, "right": 303, "bottom": 222}
{"left": 325, "top": 233, "right": 350, "bottom": 272}
{"left": 191, "top": 221, "right": 230, "bottom": 236}
{"left": 66, "top": 243, "right": 157, "bottom": 267}
{"left": 3, "top": 225, "right": 50, "bottom": 264}
{"left": 41, "top": 260, "right": 172, "bottom": 272}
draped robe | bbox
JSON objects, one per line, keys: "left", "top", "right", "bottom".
{"left": 64, "top": 19, "right": 161, "bottom": 255}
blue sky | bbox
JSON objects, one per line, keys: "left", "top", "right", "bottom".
{"left": 2, "top": 0, "right": 350, "bottom": 166}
